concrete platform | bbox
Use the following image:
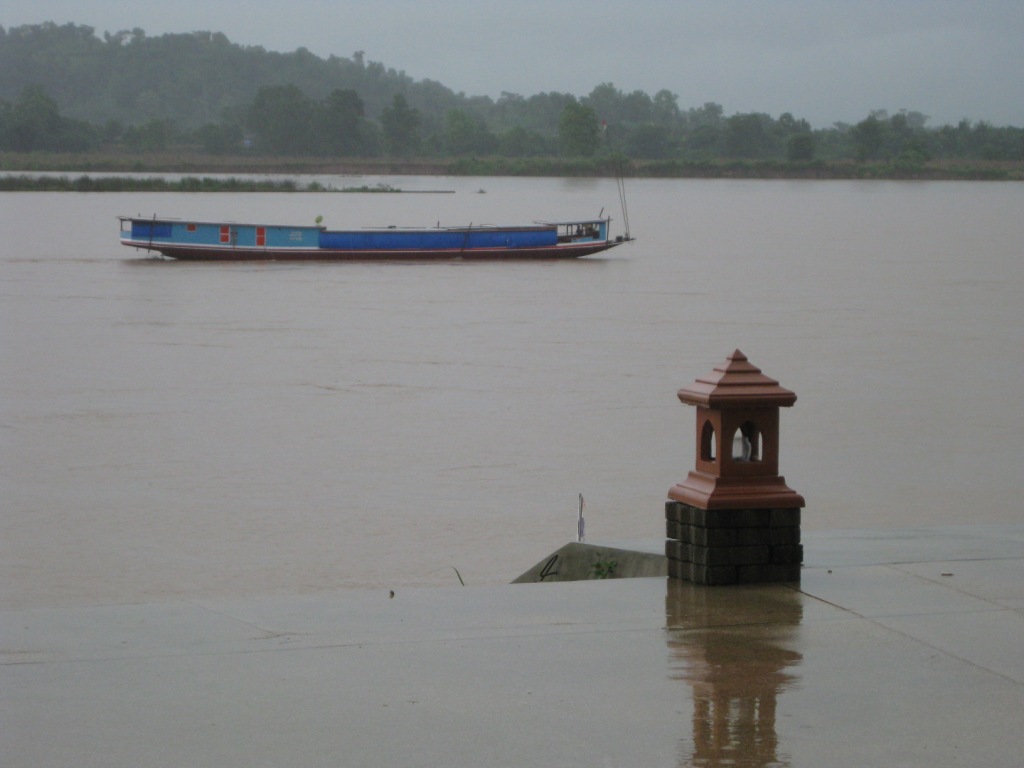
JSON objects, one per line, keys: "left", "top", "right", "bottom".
{"left": 3, "top": 525, "right": 1023, "bottom": 768}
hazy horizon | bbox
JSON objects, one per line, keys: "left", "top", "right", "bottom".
{"left": 4, "top": 1, "right": 1024, "bottom": 128}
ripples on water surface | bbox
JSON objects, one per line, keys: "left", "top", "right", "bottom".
{"left": 2, "top": 177, "right": 1022, "bottom": 608}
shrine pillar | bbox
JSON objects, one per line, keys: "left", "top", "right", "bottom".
{"left": 666, "top": 350, "right": 805, "bottom": 585}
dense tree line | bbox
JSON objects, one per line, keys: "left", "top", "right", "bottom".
{"left": 2, "top": 22, "right": 1022, "bottom": 165}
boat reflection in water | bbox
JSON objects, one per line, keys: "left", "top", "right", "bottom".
{"left": 666, "top": 581, "right": 803, "bottom": 767}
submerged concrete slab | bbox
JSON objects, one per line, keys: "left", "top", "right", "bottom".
{"left": 512, "top": 541, "right": 668, "bottom": 582}
{"left": 3, "top": 525, "right": 1023, "bottom": 768}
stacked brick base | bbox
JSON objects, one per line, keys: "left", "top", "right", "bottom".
{"left": 665, "top": 501, "right": 802, "bottom": 585}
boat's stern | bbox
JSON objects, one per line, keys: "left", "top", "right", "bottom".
{"left": 118, "top": 216, "right": 174, "bottom": 254}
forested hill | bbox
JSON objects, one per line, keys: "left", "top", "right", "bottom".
{"left": 0, "top": 21, "right": 454, "bottom": 128}
{"left": 2, "top": 21, "right": 1022, "bottom": 169}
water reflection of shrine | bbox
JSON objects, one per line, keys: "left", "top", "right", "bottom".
{"left": 666, "top": 581, "right": 803, "bottom": 768}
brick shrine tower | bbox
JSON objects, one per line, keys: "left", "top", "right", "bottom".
{"left": 666, "top": 350, "right": 805, "bottom": 584}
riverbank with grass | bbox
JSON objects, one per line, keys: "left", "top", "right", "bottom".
{"left": 0, "top": 175, "right": 410, "bottom": 193}
{"left": 2, "top": 151, "right": 1021, "bottom": 184}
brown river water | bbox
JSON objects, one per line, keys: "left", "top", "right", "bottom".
{"left": 2, "top": 176, "right": 1022, "bottom": 609}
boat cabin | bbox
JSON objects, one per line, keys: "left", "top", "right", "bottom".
{"left": 553, "top": 219, "right": 609, "bottom": 243}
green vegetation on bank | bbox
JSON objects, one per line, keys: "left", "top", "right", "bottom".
{"left": 2, "top": 154, "right": 1020, "bottom": 184}
{"left": 2, "top": 22, "right": 1023, "bottom": 179}
{"left": 0, "top": 174, "right": 406, "bottom": 192}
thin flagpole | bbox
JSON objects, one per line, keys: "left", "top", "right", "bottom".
{"left": 577, "top": 494, "right": 585, "bottom": 543}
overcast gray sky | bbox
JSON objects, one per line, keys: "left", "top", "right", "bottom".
{"left": 4, "top": 1, "right": 1024, "bottom": 127}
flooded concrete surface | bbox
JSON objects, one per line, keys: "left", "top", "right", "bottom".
{"left": 3, "top": 525, "right": 1022, "bottom": 768}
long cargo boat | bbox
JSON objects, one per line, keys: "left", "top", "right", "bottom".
{"left": 118, "top": 215, "right": 631, "bottom": 261}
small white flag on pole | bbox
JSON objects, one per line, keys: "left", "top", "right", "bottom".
{"left": 577, "top": 493, "right": 585, "bottom": 542}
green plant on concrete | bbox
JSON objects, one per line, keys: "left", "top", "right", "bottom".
{"left": 591, "top": 560, "right": 618, "bottom": 579}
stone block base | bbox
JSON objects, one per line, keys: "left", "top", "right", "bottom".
{"left": 665, "top": 501, "right": 802, "bottom": 585}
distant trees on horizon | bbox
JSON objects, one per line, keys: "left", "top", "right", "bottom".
{"left": 2, "top": 22, "right": 1022, "bottom": 165}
